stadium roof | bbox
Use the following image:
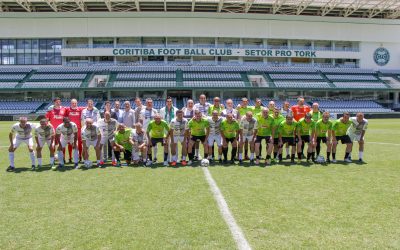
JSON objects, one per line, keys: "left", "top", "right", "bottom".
{"left": 0, "top": 0, "right": 399, "bottom": 19}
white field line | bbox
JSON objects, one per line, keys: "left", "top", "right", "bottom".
{"left": 368, "top": 142, "right": 400, "bottom": 146}
{"left": 202, "top": 167, "right": 252, "bottom": 250}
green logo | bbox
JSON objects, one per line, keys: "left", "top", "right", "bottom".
{"left": 374, "top": 47, "right": 390, "bottom": 66}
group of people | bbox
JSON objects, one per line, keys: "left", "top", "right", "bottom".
{"left": 7, "top": 95, "right": 368, "bottom": 171}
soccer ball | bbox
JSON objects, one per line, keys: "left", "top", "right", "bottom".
{"left": 315, "top": 155, "right": 325, "bottom": 163}
{"left": 201, "top": 159, "right": 210, "bottom": 167}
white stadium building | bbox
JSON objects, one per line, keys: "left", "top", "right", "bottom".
{"left": 0, "top": 0, "right": 399, "bottom": 116}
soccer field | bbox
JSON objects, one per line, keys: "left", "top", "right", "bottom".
{"left": 0, "top": 119, "right": 399, "bottom": 249}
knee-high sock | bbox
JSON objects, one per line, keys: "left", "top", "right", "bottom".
{"left": 222, "top": 147, "right": 228, "bottom": 160}
{"left": 30, "top": 152, "right": 35, "bottom": 165}
{"left": 74, "top": 149, "right": 79, "bottom": 164}
{"left": 9, "top": 152, "right": 15, "bottom": 167}
{"left": 38, "top": 158, "right": 42, "bottom": 166}
{"left": 68, "top": 144, "right": 72, "bottom": 160}
{"left": 316, "top": 143, "right": 321, "bottom": 156}
{"left": 58, "top": 151, "right": 64, "bottom": 165}
{"left": 153, "top": 146, "right": 158, "bottom": 160}
{"left": 231, "top": 147, "right": 237, "bottom": 161}
{"left": 114, "top": 151, "right": 121, "bottom": 161}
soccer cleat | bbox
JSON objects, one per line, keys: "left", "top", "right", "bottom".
{"left": 219, "top": 159, "right": 223, "bottom": 164}
{"left": 265, "top": 159, "right": 271, "bottom": 166}
{"left": 6, "top": 166, "right": 15, "bottom": 172}
{"left": 153, "top": 157, "right": 158, "bottom": 163}
{"left": 112, "top": 160, "right": 117, "bottom": 166}
{"left": 332, "top": 159, "right": 337, "bottom": 163}
{"left": 326, "top": 159, "right": 331, "bottom": 163}
{"left": 229, "top": 159, "right": 235, "bottom": 165}
{"left": 145, "top": 160, "right": 152, "bottom": 166}
{"left": 286, "top": 155, "right": 290, "bottom": 160}
{"left": 170, "top": 161, "right": 177, "bottom": 167}
{"left": 187, "top": 160, "right": 193, "bottom": 166}
{"left": 163, "top": 161, "right": 169, "bottom": 167}
{"left": 99, "top": 161, "right": 105, "bottom": 165}
{"left": 181, "top": 160, "right": 187, "bottom": 166}
{"left": 358, "top": 158, "right": 364, "bottom": 163}
{"left": 244, "top": 155, "right": 250, "bottom": 161}
{"left": 291, "top": 159, "right": 295, "bottom": 164}
{"left": 36, "top": 165, "right": 41, "bottom": 170}
{"left": 223, "top": 159, "right": 228, "bottom": 164}
{"left": 250, "top": 159, "right": 254, "bottom": 165}
{"left": 239, "top": 160, "right": 243, "bottom": 165}
{"left": 344, "top": 158, "right": 352, "bottom": 163}
{"left": 68, "top": 159, "right": 72, "bottom": 164}
{"left": 31, "top": 165, "right": 36, "bottom": 171}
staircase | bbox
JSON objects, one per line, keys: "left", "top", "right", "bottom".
{"left": 80, "top": 72, "right": 94, "bottom": 88}
{"left": 15, "top": 69, "right": 37, "bottom": 88}
{"left": 176, "top": 69, "right": 183, "bottom": 87}
{"left": 318, "top": 71, "right": 336, "bottom": 88}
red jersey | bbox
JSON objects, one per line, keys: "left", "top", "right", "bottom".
{"left": 46, "top": 107, "right": 67, "bottom": 129}
{"left": 291, "top": 105, "right": 311, "bottom": 121}
{"left": 66, "top": 107, "right": 84, "bottom": 129}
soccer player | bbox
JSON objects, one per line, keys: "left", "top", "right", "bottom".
{"left": 98, "top": 111, "right": 119, "bottom": 165}
{"left": 111, "top": 100, "right": 123, "bottom": 122}
{"left": 296, "top": 113, "right": 316, "bottom": 162}
{"left": 146, "top": 114, "right": 170, "bottom": 166}
{"left": 194, "top": 94, "right": 211, "bottom": 116}
{"left": 55, "top": 117, "right": 79, "bottom": 170}
{"left": 131, "top": 123, "right": 148, "bottom": 165}
{"left": 113, "top": 123, "right": 133, "bottom": 167}
{"left": 237, "top": 97, "right": 253, "bottom": 118}
{"left": 81, "top": 118, "right": 102, "bottom": 168}
{"left": 332, "top": 112, "right": 352, "bottom": 163}
{"left": 222, "top": 98, "right": 239, "bottom": 119}
{"left": 206, "top": 110, "right": 223, "bottom": 163}
{"left": 66, "top": 98, "right": 84, "bottom": 163}
{"left": 253, "top": 108, "right": 275, "bottom": 165}
{"left": 239, "top": 111, "right": 256, "bottom": 164}
{"left": 252, "top": 98, "right": 263, "bottom": 116}
{"left": 220, "top": 113, "right": 240, "bottom": 164}
{"left": 280, "top": 101, "right": 293, "bottom": 117}
{"left": 315, "top": 112, "right": 333, "bottom": 163}
{"left": 291, "top": 96, "right": 311, "bottom": 122}
{"left": 7, "top": 117, "right": 36, "bottom": 171}
{"left": 160, "top": 96, "right": 178, "bottom": 123}
{"left": 139, "top": 98, "right": 158, "bottom": 130}
{"left": 134, "top": 97, "right": 144, "bottom": 123}
{"left": 277, "top": 115, "right": 298, "bottom": 163}
{"left": 208, "top": 97, "right": 225, "bottom": 116}
{"left": 187, "top": 110, "right": 209, "bottom": 165}
{"left": 267, "top": 101, "right": 276, "bottom": 115}
{"left": 169, "top": 110, "right": 188, "bottom": 166}
{"left": 309, "top": 102, "right": 322, "bottom": 122}
{"left": 34, "top": 116, "right": 55, "bottom": 169}
{"left": 121, "top": 101, "right": 136, "bottom": 129}
{"left": 347, "top": 112, "right": 368, "bottom": 162}
{"left": 182, "top": 99, "right": 195, "bottom": 120}
{"left": 81, "top": 99, "right": 101, "bottom": 124}
{"left": 46, "top": 97, "right": 67, "bottom": 160}
{"left": 271, "top": 108, "right": 285, "bottom": 159}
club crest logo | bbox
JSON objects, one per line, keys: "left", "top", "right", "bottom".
{"left": 373, "top": 47, "right": 390, "bottom": 66}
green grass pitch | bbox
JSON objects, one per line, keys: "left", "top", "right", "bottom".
{"left": 0, "top": 119, "right": 399, "bottom": 249}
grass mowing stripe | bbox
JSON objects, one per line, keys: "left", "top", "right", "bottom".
{"left": 202, "top": 167, "right": 252, "bottom": 250}
{"left": 368, "top": 142, "right": 400, "bottom": 146}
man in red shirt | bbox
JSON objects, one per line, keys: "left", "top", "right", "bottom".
{"left": 46, "top": 97, "right": 67, "bottom": 160}
{"left": 291, "top": 96, "right": 311, "bottom": 122}
{"left": 66, "top": 99, "right": 84, "bottom": 162}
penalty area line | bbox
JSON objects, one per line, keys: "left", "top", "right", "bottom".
{"left": 202, "top": 167, "right": 252, "bottom": 250}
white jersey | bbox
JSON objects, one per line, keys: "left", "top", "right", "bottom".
{"left": 207, "top": 117, "right": 223, "bottom": 136}
{"left": 194, "top": 102, "right": 211, "bottom": 116}
{"left": 160, "top": 106, "right": 179, "bottom": 123}
{"left": 131, "top": 129, "right": 148, "bottom": 145}
{"left": 56, "top": 122, "right": 78, "bottom": 140}
{"left": 221, "top": 108, "right": 239, "bottom": 119}
{"left": 281, "top": 108, "right": 293, "bottom": 117}
{"left": 81, "top": 124, "right": 101, "bottom": 141}
{"left": 347, "top": 117, "right": 368, "bottom": 136}
{"left": 81, "top": 107, "right": 101, "bottom": 123}
{"left": 240, "top": 117, "right": 257, "bottom": 137}
{"left": 98, "top": 118, "right": 118, "bottom": 139}
{"left": 11, "top": 122, "right": 34, "bottom": 140}
{"left": 121, "top": 109, "right": 136, "bottom": 128}
{"left": 139, "top": 108, "right": 158, "bottom": 130}
{"left": 169, "top": 118, "right": 188, "bottom": 137}
{"left": 182, "top": 107, "right": 194, "bottom": 120}
{"left": 34, "top": 124, "right": 55, "bottom": 140}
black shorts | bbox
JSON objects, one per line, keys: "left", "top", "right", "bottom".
{"left": 151, "top": 138, "right": 164, "bottom": 146}
{"left": 317, "top": 137, "right": 328, "bottom": 144}
{"left": 274, "top": 138, "right": 279, "bottom": 145}
{"left": 225, "top": 137, "right": 236, "bottom": 143}
{"left": 123, "top": 150, "right": 132, "bottom": 161}
{"left": 296, "top": 135, "right": 311, "bottom": 144}
{"left": 336, "top": 135, "right": 352, "bottom": 144}
{"left": 191, "top": 135, "right": 206, "bottom": 143}
{"left": 281, "top": 137, "right": 296, "bottom": 146}
{"left": 255, "top": 135, "right": 271, "bottom": 144}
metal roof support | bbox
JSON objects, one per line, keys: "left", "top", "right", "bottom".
{"left": 272, "top": 0, "right": 287, "bottom": 14}
{"left": 343, "top": 0, "right": 368, "bottom": 17}
{"left": 296, "top": 0, "right": 313, "bottom": 15}
{"left": 15, "top": 0, "right": 32, "bottom": 12}
{"left": 45, "top": 0, "right": 58, "bottom": 12}
{"left": 367, "top": 0, "right": 396, "bottom": 18}
{"left": 320, "top": 0, "right": 344, "bottom": 16}
{"left": 218, "top": 0, "right": 224, "bottom": 12}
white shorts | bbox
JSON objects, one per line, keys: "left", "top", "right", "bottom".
{"left": 101, "top": 136, "right": 115, "bottom": 145}
{"left": 171, "top": 136, "right": 185, "bottom": 144}
{"left": 60, "top": 137, "right": 75, "bottom": 148}
{"left": 348, "top": 133, "right": 364, "bottom": 142}
{"left": 84, "top": 139, "right": 98, "bottom": 148}
{"left": 13, "top": 138, "right": 33, "bottom": 149}
{"left": 37, "top": 138, "right": 52, "bottom": 148}
{"left": 240, "top": 135, "right": 253, "bottom": 143}
{"left": 208, "top": 135, "right": 222, "bottom": 147}
{"left": 132, "top": 150, "right": 140, "bottom": 161}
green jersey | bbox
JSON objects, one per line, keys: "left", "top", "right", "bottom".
{"left": 255, "top": 115, "right": 275, "bottom": 136}
{"left": 188, "top": 118, "right": 209, "bottom": 136}
{"left": 332, "top": 119, "right": 352, "bottom": 136}
{"left": 115, "top": 128, "right": 133, "bottom": 151}
{"left": 315, "top": 119, "right": 333, "bottom": 137}
{"left": 309, "top": 111, "right": 322, "bottom": 122}
{"left": 296, "top": 118, "right": 316, "bottom": 136}
{"left": 221, "top": 120, "right": 240, "bottom": 139}
{"left": 208, "top": 104, "right": 224, "bottom": 116}
{"left": 268, "top": 109, "right": 275, "bottom": 116}
{"left": 237, "top": 106, "right": 253, "bottom": 117}
{"left": 147, "top": 120, "right": 169, "bottom": 139}
{"left": 272, "top": 114, "right": 285, "bottom": 130}
{"left": 278, "top": 120, "right": 298, "bottom": 137}
{"left": 251, "top": 106, "right": 262, "bottom": 116}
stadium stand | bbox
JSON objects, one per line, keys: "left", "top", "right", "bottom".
{"left": 315, "top": 100, "right": 393, "bottom": 113}
{"left": 0, "top": 101, "right": 44, "bottom": 115}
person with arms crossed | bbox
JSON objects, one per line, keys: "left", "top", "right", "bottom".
{"left": 81, "top": 118, "right": 102, "bottom": 169}
{"left": 7, "top": 117, "right": 36, "bottom": 171}
{"left": 34, "top": 116, "right": 55, "bottom": 169}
